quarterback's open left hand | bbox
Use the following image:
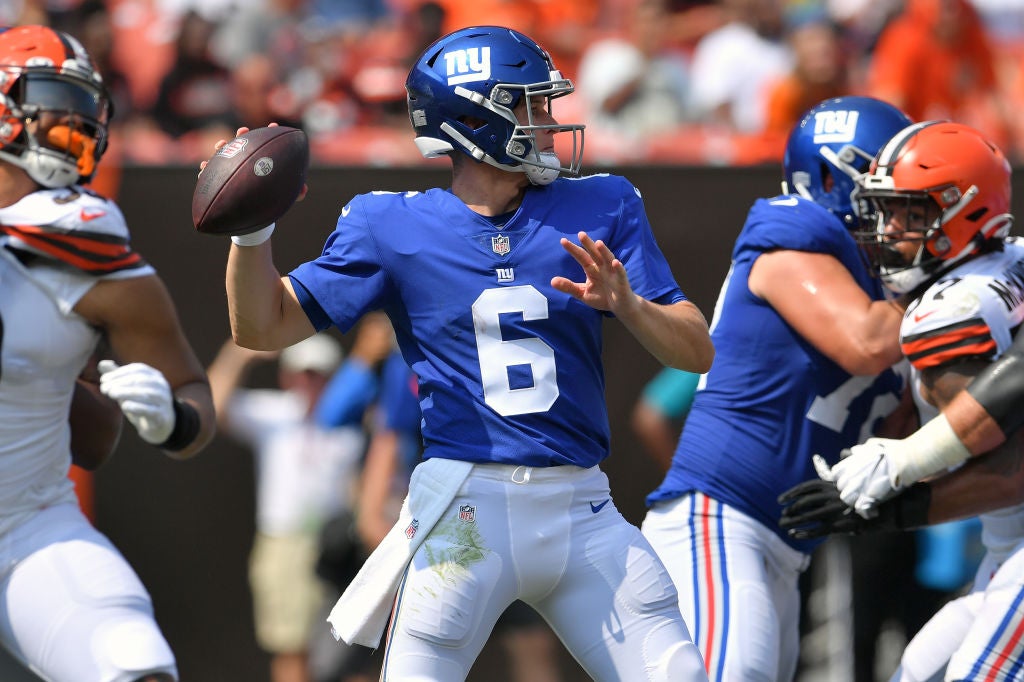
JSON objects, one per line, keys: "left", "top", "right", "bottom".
{"left": 98, "top": 360, "right": 175, "bottom": 445}
{"left": 829, "top": 440, "right": 904, "bottom": 517}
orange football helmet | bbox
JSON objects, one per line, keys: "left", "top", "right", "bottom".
{"left": 0, "top": 25, "right": 111, "bottom": 188}
{"left": 854, "top": 121, "right": 1013, "bottom": 294}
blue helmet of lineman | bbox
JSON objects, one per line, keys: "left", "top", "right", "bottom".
{"left": 783, "top": 96, "right": 912, "bottom": 227}
{"left": 405, "top": 25, "right": 584, "bottom": 185}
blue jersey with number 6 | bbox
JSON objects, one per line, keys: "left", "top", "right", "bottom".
{"left": 647, "top": 195, "right": 905, "bottom": 552}
{"left": 289, "top": 174, "right": 685, "bottom": 468}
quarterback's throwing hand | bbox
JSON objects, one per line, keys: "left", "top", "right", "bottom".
{"left": 98, "top": 360, "right": 175, "bottom": 445}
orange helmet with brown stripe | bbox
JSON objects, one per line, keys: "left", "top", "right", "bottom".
{"left": 0, "top": 25, "right": 111, "bottom": 188}
{"left": 853, "top": 121, "right": 1013, "bottom": 294}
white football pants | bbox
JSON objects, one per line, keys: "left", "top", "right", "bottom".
{"left": 0, "top": 503, "right": 176, "bottom": 682}
{"left": 381, "top": 463, "right": 708, "bottom": 681}
{"left": 643, "top": 492, "right": 810, "bottom": 682}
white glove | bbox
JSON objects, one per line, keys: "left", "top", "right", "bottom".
{"left": 827, "top": 414, "right": 973, "bottom": 518}
{"left": 830, "top": 440, "right": 903, "bottom": 518}
{"left": 98, "top": 360, "right": 176, "bottom": 445}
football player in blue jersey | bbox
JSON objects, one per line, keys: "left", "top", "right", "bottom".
{"left": 208, "top": 25, "right": 714, "bottom": 682}
{"left": 640, "top": 96, "right": 915, "bottom": 681}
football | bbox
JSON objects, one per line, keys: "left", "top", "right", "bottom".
{"left": 192, "top": 126, "right": 309, "bottom": 236}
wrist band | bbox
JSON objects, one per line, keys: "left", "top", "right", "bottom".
{"left": 159, "top": 399, "right": 202, "bottom": 451}
{"left": 231, "top": 222, "right": 275, "bottom": 246}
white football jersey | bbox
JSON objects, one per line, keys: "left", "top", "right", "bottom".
{"left": 0, "top": 187, "right": 153, "bottom": 536}
{"left": 902, "top": 237, "right": 1024, "bottom": 558}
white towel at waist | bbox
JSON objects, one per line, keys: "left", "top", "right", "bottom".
{"left": 327, "top": 457, "right": 474, "bottom": 647}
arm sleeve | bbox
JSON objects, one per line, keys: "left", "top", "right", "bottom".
{"left": 641, "top": 367, "right": 701, "bottom": 420}
{"left": 966, "top": 331, "right": 1024, "bottom": 437}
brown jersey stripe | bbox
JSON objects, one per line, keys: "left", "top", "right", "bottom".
{"left": 901, "top": 319, "right": 997, "bottom": 369}
{"left": 2, "top": 225, "right": 146, "bottom": 274}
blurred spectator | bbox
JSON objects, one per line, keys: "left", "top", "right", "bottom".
{"left": 432, "top": 0, "right": 596, "bottom": 80}
{"left": 284, "top": 313, "right": 394, "bottom": 682}
{"left": 308, "top": 2, "right": 448, "bottom": 164}
{"left": 759, "top": 11, "right": 851, "bottom": 159}
{"left": 209, "top": 0, "right": 308, "bottom": 71}
{"left": 208, "top": 334, "right": 366, "bottom": 682}
{"left": 150, "top": 9, "right": 235, "bottom": 139}
{"left": 866, "top": 0, "right": 1014, "bottom": 152}
{"left": 575, "top": 0, "right": 691, "bottom": 160}
{"left": 630, "top": 367, "right": 700, "bottom": 473}
{"left": 230, "top": 53, "right": 303, "bottom": 130}
{"left": 687, "top": 0, "right": 792, "bottom": 133}
{"left": 660, "top": 0, "right": 726, "bottom": 50}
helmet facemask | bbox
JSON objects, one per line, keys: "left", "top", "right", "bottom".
{"left": 438, "top": 76, "right": 583, "bottom": 185}
{"left": 0, "top": 67, "right": 111, "bottom": 188}
{"left": 855, "top": 184, "right": 967, "bottom": 294}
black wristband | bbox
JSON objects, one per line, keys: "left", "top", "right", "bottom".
{"left": 876, "top": 482, "right": 932, "bottom": 530}
{"left": 159, "top": 399, "right": 201, "bottom": 452}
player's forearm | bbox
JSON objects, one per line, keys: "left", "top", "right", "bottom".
{"left": 946, "top": 391, "right": 1006, "bottom": 456}
{"left": 923, "top": 433, "right": 1024, "bottom": 524}
{"left": 618, "top": 299, "right": 714, "bottom": 373}
{"left": 226, "top": 242, "right": 294, "bottom": 349}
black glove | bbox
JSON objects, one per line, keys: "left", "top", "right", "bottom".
{"left": 778, "top": 479, "right": 931, "bottom": 540}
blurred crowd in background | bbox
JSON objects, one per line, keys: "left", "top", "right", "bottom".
{"left": 17, "top": 0, "right": 1024, "bottom": 169}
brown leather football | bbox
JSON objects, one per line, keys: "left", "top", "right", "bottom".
{"left": 192, "top": 126, "right": 309, "bottom": 236}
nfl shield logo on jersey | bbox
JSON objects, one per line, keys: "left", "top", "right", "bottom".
{"left": 491, "top": 235, "right": 510, "bottom": 255}
{"left": 459, "top": 504, "right": 476, "bottom": 523}
{"left": 405, "top": 519, "right": 420, "bottom": 539}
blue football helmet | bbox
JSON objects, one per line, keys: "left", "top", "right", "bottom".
{"left": 782, "top": 96, "right": 911, "bottom": 227}
{"left": 406, "top": 26, "right": 584, "bottom": 185}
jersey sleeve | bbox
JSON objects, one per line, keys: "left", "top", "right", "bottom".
{"left": 606, "top": 177, "right": 685, "bottom": 305}
{"left": 901, "top": 279, "right": 1001, "bottom": 370}
{"left": 288, "top": 194, "right": 394, "bottom": 333}
{"left": 735, "top": 197, "right": 846, "bottom": 258}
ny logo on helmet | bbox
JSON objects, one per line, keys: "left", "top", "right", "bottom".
{"left": 444, "top": 47, "right": 491, "bottom": 85}
{"left": 813, "top": 111, "right": 860, "bottom": 144}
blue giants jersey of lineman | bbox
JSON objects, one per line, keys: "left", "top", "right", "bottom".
{"left": 647, "top": 196, "right": 905, "bottom": 552}
{"left": 289, "top": 174, "right": 685, "bottom": 468}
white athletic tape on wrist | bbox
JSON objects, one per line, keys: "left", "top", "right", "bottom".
{"left": 893, "top": 413, "right": 972, "bottom": 486}
{"left": 231, "top": 223, "right": 275, "bottom": 246}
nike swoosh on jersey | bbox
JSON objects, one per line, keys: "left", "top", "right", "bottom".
{"left": 341, "top": 205, "right": 351, "bottom": 217}
{"left": 590, "top": 499, "right": 609, "bottom": 513}
{"left": 79, "top": 208, "right": 106, "bottom": 222}
{"left": 913, "top": 309, "right": 938, "bottom": 323}
{"left": 769, "top": 197, "right": 799, "bottom": 207}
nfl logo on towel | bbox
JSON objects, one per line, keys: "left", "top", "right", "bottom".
{"left": 405, "top": 519, "right": 420, "bottom": 539}
{"left": 459, "top": 504, "right": 476, "bottom": 523}
{"left": 491, "top": 235, "right": 510, "bottom": 255}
